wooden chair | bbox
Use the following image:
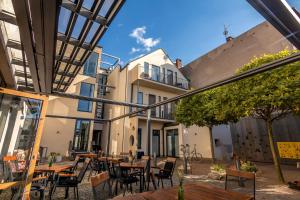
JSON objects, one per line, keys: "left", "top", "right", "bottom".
{"left": 3, "top": 156, "right": 48, "bottom": 200}
{"left": 155, "top": 157, "right": 176, "bottom": 188}
{"left": 90, "top": 171, "right": 112, "bottom": 200}
{"left": 225, "top": 168, "right": 256, "bottom": 200}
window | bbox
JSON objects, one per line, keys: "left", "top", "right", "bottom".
{"left": 151, "top": 65, "right": 160, "bottom": 81}
{"left": 149, "top": 94, "right": 156, "bottom": 117}
{"left": 83, "top": 52, "right": 98, "bottom": 76}
{"left": 144, "top": 62, "right": 149, "bottom": 75}
{"left": 137, "top": 128, "right": 142, "bottom": 149}
{"left": 175, "top": 72, "right": 178, "bottom": 84}
{"left": 137, "top": 92, "right": 143, "bottom": 104}
{"left": 73, "top": 120, "right": 90, "bottom": 151}
{"left": 78, "top": 82, "right": 94, "bottom": 112}
{"left": 98, "top": 74, "right": 107, "bottom": 96}
{"left": 167, "top": 70, "right": 173, "bottom": 85}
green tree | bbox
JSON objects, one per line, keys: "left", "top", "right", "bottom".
{"left": 176, "top": 50, "right": 299, "bottom": 182}
{"left": 217, "top": 50, "right": 300, "bottom": 183}
{"left": 176, "top": 89, "right": 239, "bottom": 162}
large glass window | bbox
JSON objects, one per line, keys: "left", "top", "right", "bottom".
{"left": 149, "top": 94, "right": 156, "bottom": 117}
{"left": 144, "top": 62, "right": 149, "bottom": 75}
{"left": 78, "top": 82, "right": 94, "bottom": 112}
{"left": 167, "top": 70, "right": 173, "bottom": 85}
{"left": 137, "top": 92, "right": 143, "bottom": 104}
{"left": 73, "top": 120, "right": 90, "bottom": 151}
{"left": 151, "top": 65, "right": 160, "bottom": 81}
{"left": 83, "top": 52, "right": 98, "bottom": 76}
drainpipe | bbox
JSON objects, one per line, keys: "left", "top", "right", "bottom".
{"left": 106, "top": 121, "right": 111, "bottom": 155}
{"left": 147, "top": 109, "right": 151, "bottom": 156}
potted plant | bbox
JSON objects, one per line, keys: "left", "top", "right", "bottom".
{"left": 177, "top": 168, "right": 184, "bottom": 200}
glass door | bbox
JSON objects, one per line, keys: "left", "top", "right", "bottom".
{"left": 0, "top": 87, "right": 48, "bottom": 199}
{"left": 166, "top": 129, "right": 179, "bottom": 157}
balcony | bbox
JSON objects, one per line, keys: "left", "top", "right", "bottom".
{"left": 130, "top": 65, "right": 189, "bottom": 93}
{"left": 130, "top": 103, "right": 176, "bottom": 122}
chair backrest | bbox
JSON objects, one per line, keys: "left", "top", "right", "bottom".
{"left": 225, "top": 169, "right": 256, "bottom": 199}
{"left": 226, "top": 169, "right": 255, "bottom": 180}
{"left": 71, "top": 156, "right": 80, "bottom": 172}
{"left": 166, "top": 157, "right": 176, "bottom": 176}
{"left": 141, "top": 156, "right": 150, "bottom": 160}
{"left": 77, "top": 158, "right": 91, "bottom": 183}
{"left": 166, "top": 157, "right": 176, "bottom": 163}
{"left": 91, "top": 171, "right": 111, "bottom": 200}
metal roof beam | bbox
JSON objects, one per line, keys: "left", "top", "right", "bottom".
{"left": 57, "top": 0, "right": 104, "bottom": 90}
{"left": 64, "top": 0, "right": 125, "bottom": 91}
{"left": 0, "top": 10, "right": 17, "bottom": 25}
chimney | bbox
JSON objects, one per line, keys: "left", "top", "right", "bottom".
{"left": 226, "top": 36, "right": 234, "bottom": 42}
{"left": 175, "top": 58, "right": 182, "bottom": 68}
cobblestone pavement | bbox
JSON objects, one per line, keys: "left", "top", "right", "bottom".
{"left": 1, "top": 160, "right": 300, "bottom": 199}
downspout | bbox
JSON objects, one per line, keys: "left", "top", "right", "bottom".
{"left": 122, "top": 67, "right": 128, "bottom": 152}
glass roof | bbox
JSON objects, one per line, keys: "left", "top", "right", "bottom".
{"left": 0, "top": 0, "right": 32, "bottom": 89}
{"left": 53, "top": 0, "right": 125, "bottom": 92}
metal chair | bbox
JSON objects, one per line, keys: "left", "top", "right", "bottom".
{"left": 114, "top": 162, "right": 139, "bottom": 196}
{"left": 154, "top": 157, "right": 176, "bottom": 188}
{"left": 90, "top": 171, "right": 112, "bottom": 200}
{"left": 50, "top": 158, "right": 91, "bottom": 200}
{"left": 225, "top": 168, "right": 256, "bottom": 200}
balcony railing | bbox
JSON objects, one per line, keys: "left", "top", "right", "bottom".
{"left": 138, "top": 66, "right": 189, "bottom": 90}
{"left": 131, "top": 104, "right": 176, "bottom": 121}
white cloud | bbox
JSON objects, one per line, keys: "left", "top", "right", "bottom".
{"left": 130, "top": 47, "right": 141, "bottom": 54}
{"left": 129, "top": 26, "right": 160, "bottom": 52}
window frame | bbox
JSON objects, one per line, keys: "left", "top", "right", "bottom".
{"left": 77, "top": 82, "right": 95, "bottom": 112}
{"left": 83, "top": 52, "right": 99, "bottom": 77}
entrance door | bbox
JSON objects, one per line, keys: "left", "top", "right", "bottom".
{"left": 166, "top": 129, "right": 179, "bottom": 157}
{"left": 152, "top": 130, "right": 160, "bottom": 156}
{"left": 92, "top": 130, "right": 101, "bottom": 152}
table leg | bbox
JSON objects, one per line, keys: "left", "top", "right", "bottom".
{"left": 140, "top": 168, "right": 143, "bottom": 192}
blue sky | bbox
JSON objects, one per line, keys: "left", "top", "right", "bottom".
{"left": 99, "top": 0, "right": 300, "bottom": 66}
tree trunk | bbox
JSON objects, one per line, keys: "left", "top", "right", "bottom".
{"left": 208, "top": 126, "right": 215, "bottom": 163}
{"left": 266, "top": 119, "right": 285, "bottom": 183}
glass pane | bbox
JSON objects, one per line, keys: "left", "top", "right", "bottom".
{"left": 99, "top": 0, "right": 115, "bottom": 17}
{"left": 83, "top": 52, "right": 98, "bottom": 76}
{"left": 58, "top": 7, "right": 71, "bottom": 34}
{"left": 78, "top": 83, "right": 94, "bottom": 112}
{"left": 73, "top": 120, "right": 90, "bottom": 151}
{"left": 0, "top": 93, "right": 42, "bottom": 198}
{"left": 84, "top": 22, "right": 100, "bottom": 43}
{"left": 71, "top": 14, "right": 86, "bottom": 39}
{"left": 82, "top": 0, "right": 94, "bottom": 10}
{"left": 151, "top": 65, "right": 160, "bottom": 81}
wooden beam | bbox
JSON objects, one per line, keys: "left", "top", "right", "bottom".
{"left": 12, "top": 0, "right": 40, "bottom": 92}
{"left": 23, "top": 94, "right": 48, "bottom": 199}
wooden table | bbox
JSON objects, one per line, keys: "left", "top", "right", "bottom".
{"left": 113, "top": 183, "right": 253, "bottom": 200}
{"left": 98, "top": 156, "right": 124, "bottom": 163}
{"left": 35, "top": 164, "right": 73, "bottom": 173}
{"left": 77, "top": 153, "right": 97, "bottom": 158}
{"left": 120, "top": 161, "right": 147, "bottom": 193}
